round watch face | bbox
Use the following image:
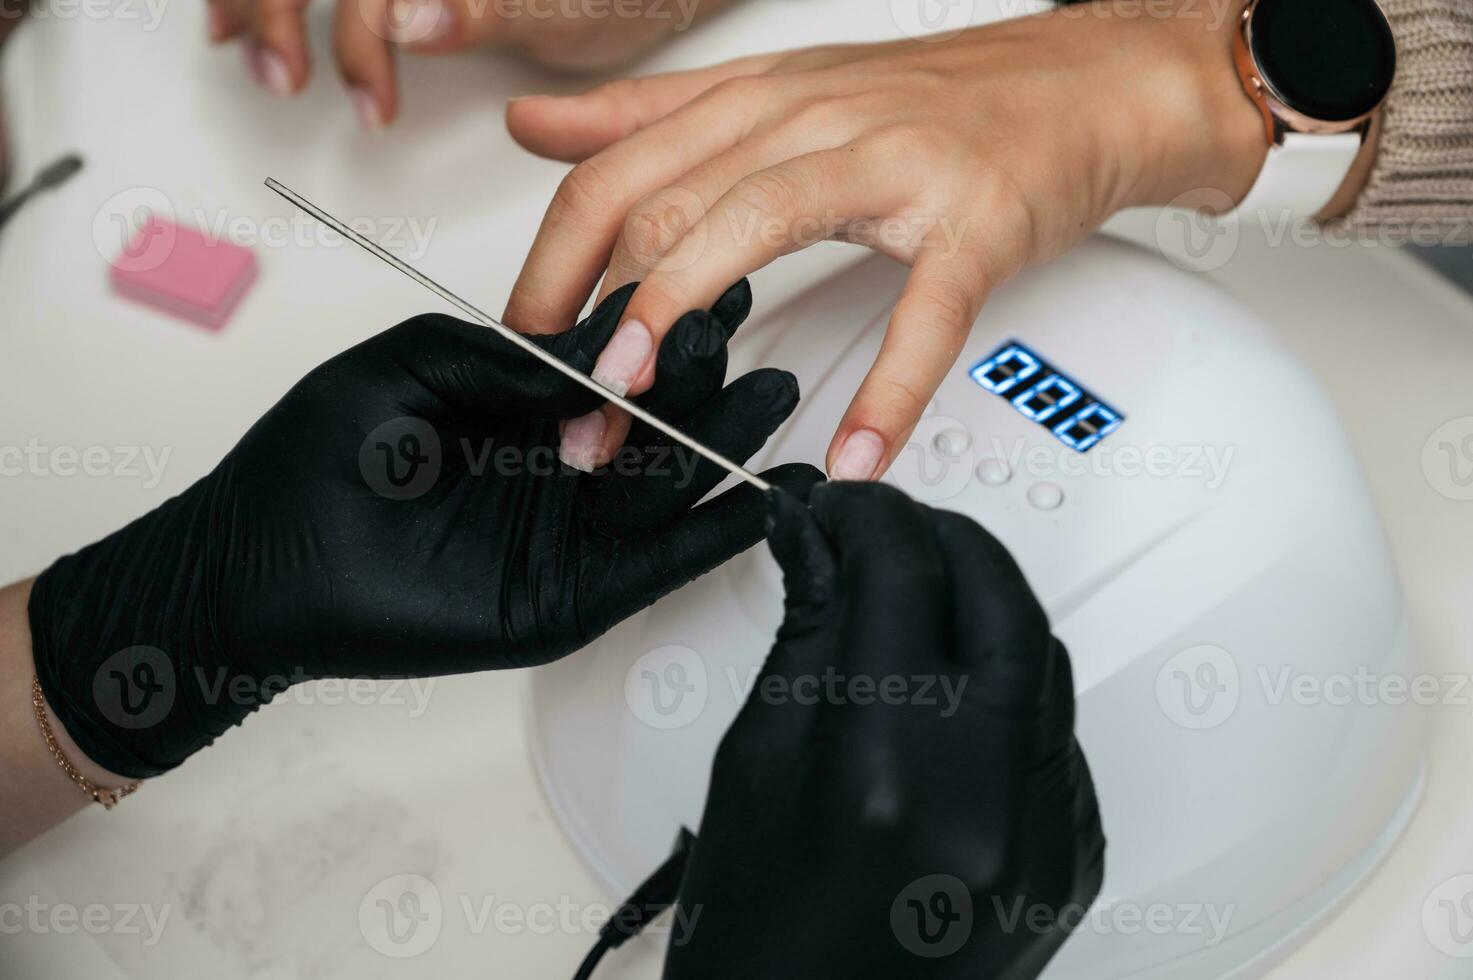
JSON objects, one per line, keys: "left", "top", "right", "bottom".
{"left": 1250, "top": 0, "right": 1396, "bottom": 122}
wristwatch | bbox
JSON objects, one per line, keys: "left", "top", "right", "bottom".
{"left": 1231, "top": 0, "right": 1396, "bottom": 220}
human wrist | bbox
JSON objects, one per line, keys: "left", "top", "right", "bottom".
{"left": 4, "top": 579, "right": 130, "bottom": 789}
{"left": 27, "top": 482, "right": 250, "bottom": 779}
{"left": 16, "top": 574, "right": 136, "bottom": 790}
{"left": 0, "top": 578, "right": 139, "bottom": 853}
{"left": 1107, "top": 0, "right": 1268, "bottom": 210}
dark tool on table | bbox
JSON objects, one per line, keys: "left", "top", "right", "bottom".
{"left": 0, "top": 153, "right": 82, "bottom": 233}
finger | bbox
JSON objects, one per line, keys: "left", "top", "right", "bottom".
{"left": 707, "top": 278, "right": 753, "bottom": 338}
{"left": 530, "top": 282, "right": 636, "bottom": 379}
{"left": 1068, "top": 738, "right": 1108, "bottom": 908}
{"left": 333, "top": 0, "right": 399, "bottom": 129}
{"left": 208, "top": 0, "right": 248, "bottom": 42}
{"left": 638, "top": 310, "right": 729, "bottom": 422}
{"left": 505, "top": 53, "right": 785, "bottom": 164}
{"left": 1040, "top": 641, "right": 1081, "bottom": 758}
{"left": 826, "top": 242, "right": 995, "bottom": 481}
{"left": 362, "top": 286, "right": 635, "bottom": 424}
{"left": 722, "top": 480, "right": 834, "bottom": 746}
{"left": 557, "top": 308, "right": 727, "bottom": 479}
{"left": 594, "top": 110, "right": 870, "bottom": 304}
{"left": 242, "top": 0, "right": 312, "bottom": 96}
{"left": 932, "top": 507, "right": 1077, "bottom": 757}
{"left": 365, "top": 315, "right": 600, "bottom": 420}
{"left": 929, "top": 510, "right": 1051, "bottom": 674}
{"left": 594, "top": 143, "right": 913, "bottom": 398}
{"left": 501, "top": 71, "right": 778, "bottom": 336}
{"left": 556, "top": 280, "right": 747, "bottom": 473}
{"left": 715, "top": 474, "right": 836, "bottom": 754}
{"left": 599, "top": 462, "right": 825, "bottom": 627}
{"left": 766, "top": 487, "right": 839, "bottom": 626}
{"left": 583, "top": 368, "right": 799, "bottom": 538}
{"left": 713, "top": 482, "right": 839, "bottom": 749}
{"left": 807, "top": 481, "right": 951, "bottom": 678}
{"left": 557, "top": 403, "right": 629, "bottom": 475}
{"left": 629, "top": 277, "right": 755, "bottom": 410}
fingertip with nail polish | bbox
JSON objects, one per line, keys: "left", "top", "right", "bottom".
{"left": 559, "top": 411, "right": 607, "bottom": 473}
{"left": 351, "top": 88, "right": 386, "bottom": 131}
{"left": 245, "top": 42, "right": 295, "bottom": 98}
{"left": 592, "top": 320, "right": 653, "bottom": 397}
{"left": 829, "top": 429, "right": 885, "bottom": 482}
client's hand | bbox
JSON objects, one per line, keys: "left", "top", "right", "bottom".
{"left": 28, "top": 282, "right": 819, "bottom": 778}
{"left": 503, "top": 3, "right": 1271, "bottom": 480}
{"left": 207, "top": 0, "right": 741, "bottom": 129}
{"left": 666, "top": 483, "right": 1105, "bottom": 979}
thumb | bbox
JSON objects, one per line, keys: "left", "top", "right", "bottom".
{"left": 766, "top": 487, "right": 838, "bottom": 624}
{"left": 505, "top": 54, "right": 781, "bottom": 163}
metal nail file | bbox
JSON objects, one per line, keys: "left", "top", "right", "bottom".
{"left": 265, "top": 178, "right": 771, "bottom": 492}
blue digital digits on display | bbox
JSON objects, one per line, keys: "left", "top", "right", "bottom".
{"left": 969, "top": 341, "right": 1124, "bottom": 452}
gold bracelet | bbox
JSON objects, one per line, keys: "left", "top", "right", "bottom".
{"left": 31, "top": 676, "right": 141, "bottom": 810}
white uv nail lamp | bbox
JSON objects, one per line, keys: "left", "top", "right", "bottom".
{"left": 526, "top": 240, "right": 1424, "bottom": 977}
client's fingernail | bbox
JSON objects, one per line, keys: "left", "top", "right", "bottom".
{"left": 830, "top": 429, "right": 885, "bottom": 482}
{"left": 592, "top": 320, "right": 652, "bottom": 397}
{"left": 387, "top": 0, "right": 455, "bottom": 45}
{"left": 262, "top": 49, "right": 294, "bottom": 97}
{"left": 352, "top": 88, "right": 385, "bottom": 131}
{"left": 559, "top": 411, "right": 607, "bottom": 473}
{"left": 247, "top": 43, "right": 294, "bottom": 97}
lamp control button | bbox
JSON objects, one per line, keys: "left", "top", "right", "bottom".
{"left": 932, "top": 427, "right": 971, "bottom": 458}
{"left": 975, "top": 458, "right": 1012, "bottom": 486}
{"left": 1027, "top": 481, "right": 1064, "bottom": 511}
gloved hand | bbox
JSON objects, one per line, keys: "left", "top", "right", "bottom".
{"left": 664, "top": 482, "right": 1105, "bottom": 980}
{"left": 29, "top": 282, "right": 821, "bottom": 779}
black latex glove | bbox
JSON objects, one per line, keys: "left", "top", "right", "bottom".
{"left": 665, "top": 482, "right": 1105, "bottom": 980}
{"left": 30, "top": 282, "right": 821, "bottom": 778}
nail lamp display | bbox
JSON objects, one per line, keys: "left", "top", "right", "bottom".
{"left": 527, "top": 241, "right": 1423, "bottom": 977}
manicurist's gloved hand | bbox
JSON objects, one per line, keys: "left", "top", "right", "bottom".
{"left": 28, "top": 282, "right": 820, "bottom": 779}
{"left": 665, "top": 483, "right": 1105, "bottom": 980}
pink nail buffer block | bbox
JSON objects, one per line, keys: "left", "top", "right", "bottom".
{"left": 108, "top": 217, "right": 258, "bottom": 331}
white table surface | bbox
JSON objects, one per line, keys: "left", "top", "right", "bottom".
{"left": 1, "top": 2, "right": 1471, "bottom": 977}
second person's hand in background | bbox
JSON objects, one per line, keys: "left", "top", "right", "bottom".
{"left": 206, "top": 0, "right": 742, "bottom": 129}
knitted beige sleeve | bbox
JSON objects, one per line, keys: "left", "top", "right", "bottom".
{"left": 1336, "top": 0, "right": 1473, "bottom": 243}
